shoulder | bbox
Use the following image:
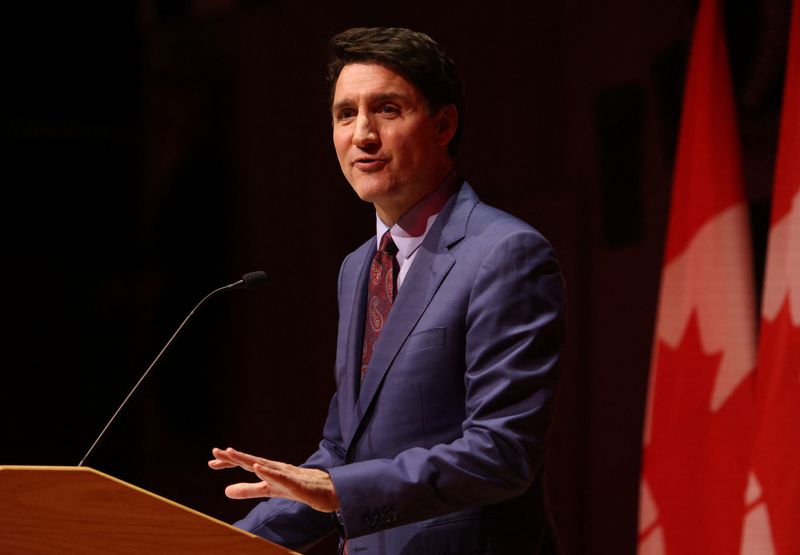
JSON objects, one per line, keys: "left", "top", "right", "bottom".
{"left": 446, "top": 181, "right": 552, "bottom": 246}
{"left": 460, "top": 194, "right": 557, "bottom": 266}
{"left": 434, "top": 187, "right": 563, "bottom": 309}
{"left": 469, "top": 202, "right": 547, "bottom": 242}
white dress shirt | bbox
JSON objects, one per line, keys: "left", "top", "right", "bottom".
{"left": 374, "top": 173, "right": 459, "bottom": 290}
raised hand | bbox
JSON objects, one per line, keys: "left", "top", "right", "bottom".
{"left": 209, "top": 447, "right": 340, "bottom": 513}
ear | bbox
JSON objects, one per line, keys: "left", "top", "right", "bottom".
{"left": 434, "top": 104, "right": 458, "bottom": 147}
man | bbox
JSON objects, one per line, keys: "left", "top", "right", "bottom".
{"left": 210, "top": 27, "right": 565, "bottom": 554}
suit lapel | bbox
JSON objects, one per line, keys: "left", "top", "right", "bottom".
{"left": 338, "top": 242, "right": 374, "bottom": 442}
{"left": 343, "top": 183, "right": 479, "bottom": 450}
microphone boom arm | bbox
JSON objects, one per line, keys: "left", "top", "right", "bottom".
{"left": 78, "top": 271, "right": 266, "bottom": 467}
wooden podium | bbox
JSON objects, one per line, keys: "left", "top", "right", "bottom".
{"left": 0, "top": 466, "right": 298, "bottom": 554}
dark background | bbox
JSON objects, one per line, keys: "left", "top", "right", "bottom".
{"left": 1, "top": 1, "right": 790, "bottom": 553}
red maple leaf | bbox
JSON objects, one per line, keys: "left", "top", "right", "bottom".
{"left": 642, "top": 311, "right": 755, "bottom": 552}
{"left": 753, "top": 301, "right": 800, "bottom": 554}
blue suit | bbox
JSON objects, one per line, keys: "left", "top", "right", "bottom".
{"left": 237, "top": 182, "right": 565, "bottom": 554}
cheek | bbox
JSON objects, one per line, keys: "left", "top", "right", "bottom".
{"left": 389, "top": 125, "right": 432, "bottom": 164}
{"left": 333, "top": 126, "right": 349, "bottom": 151}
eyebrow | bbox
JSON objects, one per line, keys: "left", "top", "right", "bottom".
{"left": 332, "top": 92, "right": 414, "bottom": 113}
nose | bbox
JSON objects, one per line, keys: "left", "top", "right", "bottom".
{"left": 353, "top": 113, "right": 379, "bottom": 148}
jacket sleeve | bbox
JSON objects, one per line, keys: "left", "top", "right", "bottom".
{"left": 328, "top": 229, "right": 566, "bottom": 538}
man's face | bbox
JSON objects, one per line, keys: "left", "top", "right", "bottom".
{"left": 331, "top": 63, "right": 455, "bottom": 224}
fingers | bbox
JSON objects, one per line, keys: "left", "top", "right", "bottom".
{"left": 209, "top": 448, "right": 338, "bottom": 511}
{"left": 251, "top": 462, "right": 293, "bottom": 491}
{"left": 225, "top": 447, "right": 268, "bottom": 471}
{"left": 216, "top": 462, "right": 292, "bottom": 501}
{"left": 208, "top": 447, "right": 267, "bottom": 472}
{"left": 224, "top": 481, "right": 272, "bottom": 499}
{"left": 208, "top": 447, "right": 236, "bottom": 470}
{"left": 208, "top": 448, "right": 236, "bottom": 469}
{"left": 252, "top": 459, "right": 292, "bottom": 476}
{"left": 250, "top": 462, "right": 339, "bottom": 512}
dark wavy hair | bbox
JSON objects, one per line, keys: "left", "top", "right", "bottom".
{"left": 326, "top": 27, "right": 465, "bottom": 157}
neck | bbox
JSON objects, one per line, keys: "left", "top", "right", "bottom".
{"left": 375, "top": 164, "right": 454, "bottom": 226}
{"left": 378, "top": 174, "right": 457, "bottom": 230}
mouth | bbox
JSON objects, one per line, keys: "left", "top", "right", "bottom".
{"left": 353, "top": 157, "right": 388, "bottom": 172}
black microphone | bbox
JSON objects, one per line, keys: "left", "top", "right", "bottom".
{"left": 78, "top": 271, "right": 267, "bottom": 467}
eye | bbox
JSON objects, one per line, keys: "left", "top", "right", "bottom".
{"left": 335, "top": 108, "right": 356, "bottom": 122}
{"left": 379, "top": 104, "right": 400, "bottom": 116}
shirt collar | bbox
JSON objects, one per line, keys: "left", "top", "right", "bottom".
{"left": 375, "top": 172, "right": 459, "bottom": 261}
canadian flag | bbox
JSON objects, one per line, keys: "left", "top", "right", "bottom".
{"left": 740, "top": 1, "right": 800, "bottom": 553}
{"left": 637, "top": 0, "right": 758, "bottom": 551}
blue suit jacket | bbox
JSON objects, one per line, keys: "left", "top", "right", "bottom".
{"left": 237, "top": 182, "right": 565, "bottom": 554}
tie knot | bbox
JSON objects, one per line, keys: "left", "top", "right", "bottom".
{"left": 379, "top": 231, "right": 398, "bottom": 256}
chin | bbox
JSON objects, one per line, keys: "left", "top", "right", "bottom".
{"left": 351, "top": 178, "right": 394, "bottom": 204}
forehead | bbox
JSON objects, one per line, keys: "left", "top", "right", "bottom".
{"left": 333, "top": 63, "right": 422, "bottom": 104}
